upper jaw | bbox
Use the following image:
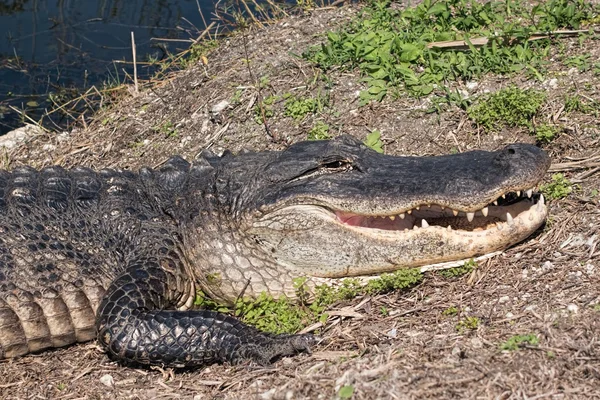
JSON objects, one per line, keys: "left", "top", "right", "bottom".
{"left": 333, "top": 189, "right": 547, "bottom": 236}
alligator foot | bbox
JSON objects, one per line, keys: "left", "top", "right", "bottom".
{"left": 238, "top": 333, "right": 318, "bottom": 366}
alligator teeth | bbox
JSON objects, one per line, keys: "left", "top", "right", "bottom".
{"left": 407, "top": 210, "right": 412, "bottom": 214}
{"left": 447, "top": 225, "right": 452, "bottom": 231}
{"left": 466, "top": 212, "right": 475, "bottom": 222}
{"left": 389, "top": 215, "right": 396, "bottom": 221}
{"left": 415, "top": 206, "right": 420, "bottom": 210}
{"left": 506, "top": 212, "right": 514, "bottom": 225}
{"left": 452, "top": 209, "right": 459, "bottom": 216}
{"left": 440, "top": 206, "right": 445, "bottom": 210}
{"left": 537, "top": 194, "right": 545, "bottom": 211}
{"left": 497, "top": 223, "right": 503, "bottom": 230}
{"left": 481, "top": 207, "right": 489, "bottom": 217}
{"left": 421, "top": 219, "right": 429, "bottom": 228}
{"left": 516, "top": 190, "right": 521, "bottom": 197}
{"left": 493, "top": 200, "right": 498, "bottom": 206}
{"left": 526, "top": 189, "right": 533, "bottom": 198}
{"left": 413, "top": 225, "right": 419, "bottom": 230}
{"left": 399, "top": 213, "right": 405, "bottom": 219}
{"left": 502, "top": 194, "right": 506, "bottom": 199}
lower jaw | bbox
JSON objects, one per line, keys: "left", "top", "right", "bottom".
{"left": 336, "top": 203, "right": 548, "bottom": 276}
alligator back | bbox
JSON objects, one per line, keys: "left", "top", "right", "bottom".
{"left": 0, "top": 165, "right": 163, "bottom": 358}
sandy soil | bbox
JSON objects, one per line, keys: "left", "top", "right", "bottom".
{"left": 1, "top": 4, "right": 599, "bottom": 399}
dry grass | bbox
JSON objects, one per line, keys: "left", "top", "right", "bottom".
{"left": 1, "top": 4, "right": 599, "bottom": 399}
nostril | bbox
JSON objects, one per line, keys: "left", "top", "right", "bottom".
{"left": 507, "top": 148, "right": 516, "bottom": 155}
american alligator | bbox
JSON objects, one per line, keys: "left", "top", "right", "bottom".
{"left": 0, "top": 135, "right": 550, "bottom": 367}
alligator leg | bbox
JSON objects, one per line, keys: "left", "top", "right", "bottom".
{"left": 95, "top": 261, "right": 314, "bottom": 367}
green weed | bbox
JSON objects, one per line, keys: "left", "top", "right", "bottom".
{"left": 254, "top": 95, "right": 278, "bottom": 124}
{"left": 303, "top": 0, "right": 597, "bottom": 104}
{"left": 307, "top": 121, "right": 331, "bottom": 140}
{"left": 438, "top": 258, "right": 477, "bottom": 278}
{"left": 196, "top": 268, "right": 423, "bottom": 335}
{"left": 339, "top": 385, "right": 355, "bottom": 399}
{"left": 284, "top": 94, "right": 327, "bottom": 120}
{"left": 443, "top": 306, "right": 459, "bottom": 316}
{"left": 155, "top": 121, "right": 178, "bottom": 137}
{"left": 456, "top": 316, "right": 480, "bottom": 332}
{"left": 500, "top": 334, "right": 539, "bottom": 351}
{"left": 534, "top": 124, "right": 559, "bottom": 143}
{"left": 467, "top": 87, "right": 546, "bottom": 131}
{"left": 540, "top": 173, "right": 573, "bottom": 199}
{"left": 564, "top": 94, "right": 599, "bottom": 116}
{"left": 364, "top": 130, "right": 384, "bottom": 153}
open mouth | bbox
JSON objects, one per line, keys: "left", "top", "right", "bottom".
{"left": 335, "top": 189, "right": 546, "bottom": 234}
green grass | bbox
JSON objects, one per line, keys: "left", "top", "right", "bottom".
{"left": 500, "top": 334, "right": 539, "bottom": 351}
{"left": 303, "top": 0, "right": 598, "bottom": 104}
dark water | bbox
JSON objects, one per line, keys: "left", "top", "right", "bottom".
{"left": 0, "top": 0, "right": 219, "bottom": 135}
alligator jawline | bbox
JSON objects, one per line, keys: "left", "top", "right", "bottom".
{"left": 335, "top": 192, "right": 546, "bottom": 234}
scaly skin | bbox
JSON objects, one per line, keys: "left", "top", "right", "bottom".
{"left": 0, "top": 136, "right": 550, "bottom": 367}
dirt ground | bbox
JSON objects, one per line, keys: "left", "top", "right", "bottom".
{"left": 1, "top": 4, "right": 599, "bottom": 399}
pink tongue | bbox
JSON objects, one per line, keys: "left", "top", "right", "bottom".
{"left": 335, "top": 211, "right": 413, "bottom": 231}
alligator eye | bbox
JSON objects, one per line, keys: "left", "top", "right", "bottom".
{"left": 321, "top": 159, "right": 352, "bottom": 170}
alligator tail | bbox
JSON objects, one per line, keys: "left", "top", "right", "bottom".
{"left": 0, "top": 285, "right": 104, "bottom": 358}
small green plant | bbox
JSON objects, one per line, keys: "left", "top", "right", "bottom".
{"left": 339, "top": 385, "right": 355, "bottom": 399}
{"left": 456, "top": 316, "right": 480, "bottom": 332}
{"left": 442, "top": 306, "right": 459, "bottom": 316}
{"left": 467, "top": 87, "right": 546, "bottom": 131}
{"left": 303, "top": 0, "right": 596, "bottom": 104}
{"left": 364, "top": 130, "right": 384, "bottom": 153}
{"left": 534, "top": 124, "right": 559, "bottom": 143}
{"left": 364, "top": 268, "right": 423, "bottom": 294}
{"left": 565, "top": 54, "right": 592, "bottom": 72}
{"left": 155, "top": 121, "right": 178, "bottom": 137}
{"left": 234, "top": 292, "right": 315, "bottom": 334}
{"left": 308, "top": 121, "right": 331, "bottom": 140}
{"left": 380, "top": 306, "right": 389, "bottom": 316}
{"left": 593, "top": 304, "right": 600, "bottom": 312}
{"left": 540, "top": 173, "right": 573, "bottom": 199}
{"left": 284, "top": 95, "right": 327, "bottom": 120}
{"left": 564, "top": 94, "right": 599, "bottom": 116}
{"left": 438, "top": 259, "right": 477, "bottom": 278}
{"left": 57, "top": 383, "right": 66, "bottom": 391}
{"left": 254, "top": 95, "right": 278, "bottom": 124}
{"left": 197, "top": 268, "right": 422, "bottom": 334}
{"left": 182, "top": 40, "right": 218, "bottom": 67}
{"left": 500, "top": 334, "right": 539, "bottom": 351}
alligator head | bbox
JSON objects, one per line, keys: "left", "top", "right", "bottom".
{"left": 186, "top": 135, "right": 549, "bottom": 299}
